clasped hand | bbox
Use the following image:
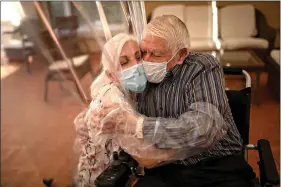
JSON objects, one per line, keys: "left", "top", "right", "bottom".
{"left": 90, "top": 101, "right": 139, "bottom": 136}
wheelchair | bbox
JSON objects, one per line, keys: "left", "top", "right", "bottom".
{"left": 224, "top": 67, "right": 279, "bottom": 187}
{"left": 43, "top": 68, "right": 279, "bottom": 187}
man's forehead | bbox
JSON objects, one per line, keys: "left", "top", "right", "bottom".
{"left": 141, "top": 35, "right": 167, "bottom": 51}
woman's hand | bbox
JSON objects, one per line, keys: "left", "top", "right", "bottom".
{"left": 89, "top": 100, "right": 142, "bottom": 136}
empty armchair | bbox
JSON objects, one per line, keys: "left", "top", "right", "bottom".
{"left": 151, "top": 4, "right": 186, "bottom": 23}
{"left": 219, "top": 4, "right": 269, "bottom": 50}
{"left": 270, "top": 50, "right": 280, "bottom": 64}
{"left": 184, "top": 6, "right": 216, "bottom": 51}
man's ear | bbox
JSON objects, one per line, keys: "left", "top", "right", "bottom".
{"left": 177, "top": 48, "right": 188, "bottom": 62}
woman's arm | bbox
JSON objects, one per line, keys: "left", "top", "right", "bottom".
{"left": 74, "top": 109, "right": 90, "bottom": 152}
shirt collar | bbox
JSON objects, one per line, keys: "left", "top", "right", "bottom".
{"left": 166, "top": 64, "right": 182, "bottom": 77}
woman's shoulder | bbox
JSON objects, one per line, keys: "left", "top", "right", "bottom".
{"left": 90, "top": 71, "right": 111, "bottom": 98}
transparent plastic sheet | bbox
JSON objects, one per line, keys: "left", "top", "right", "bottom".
{"left": 70, "top": 2, "right": 139, "bottom": 186}
{"left": 72, "top": 35, "right": 228, "bottom": 187}
{"left": 83, "top": 100, "right": 227, "bottom": 166}
{"left": 127, "top": 1, "right": 147, "bottom": 43}
{"left": 72, "top": 32, "right": 136, "bottom": 186}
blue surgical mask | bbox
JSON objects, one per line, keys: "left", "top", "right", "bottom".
{"left": 120, "top": 64, "right": 147, "bottom": 93}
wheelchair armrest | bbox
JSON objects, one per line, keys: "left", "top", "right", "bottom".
{"left": 223, "top": 68, "right": 251, "bottom": 88}
{"left": 257, "top": 139, "right": 280, "bottom": 186}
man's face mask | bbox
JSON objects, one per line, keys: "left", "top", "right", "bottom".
{"left": 142, "top": 52, "right": 178, "bottom": 83}
{"left": 120, "top": 64, "right": 147, "bottom": 93}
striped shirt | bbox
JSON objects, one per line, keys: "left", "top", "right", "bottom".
{"left": 136, "top": 52, "right": 243, "bottom": 166}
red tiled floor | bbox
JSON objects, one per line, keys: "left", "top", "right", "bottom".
{"left": 1, "top": 56, "right": 280, "bottom": 186}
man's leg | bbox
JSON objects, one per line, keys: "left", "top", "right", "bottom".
{"left": 176, "top": 154, "right": 256, "bottom": 187}
{"left": 134, "top": 176, "right": 172, "bottom": 187}
{"left": 135, "top": 154, "right": 255, "bottom": 187}
{"left": 134, "top": 164, "right": 184, "bottom": 187}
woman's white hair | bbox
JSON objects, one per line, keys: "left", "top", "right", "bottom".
{"left": 90, "top": 33, "right": 137, "bottom": 99}
{"left": 101, "top": 33, "right": 137, "bottom": 73}
{"left": 143, "top": 15, "right": 190, "bottom": 53}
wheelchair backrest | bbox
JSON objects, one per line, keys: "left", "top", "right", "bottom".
{"left": 225, "top": 88, "right": 251, "bottom": 145}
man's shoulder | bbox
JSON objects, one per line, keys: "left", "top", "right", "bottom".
{"left": 183, "top": 52, "right": 220, "bottom": 70}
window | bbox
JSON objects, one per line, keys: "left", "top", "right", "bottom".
{"left": 102, "top": 2, "right": 124, "bottom": 25}
{"left": 1, "top": 2, "right": 25, "bottom": 26}
{"left": 49, "top": 2, "right": 125, "bottom": 26}
{"left": 71, "top": 1, "right": 99, "bottom": 26}
{"left": 49, "top": 1, "right": 72, "bottom": 25}
{"left": 48, "top": 1, "right": 128, "bottom": 38}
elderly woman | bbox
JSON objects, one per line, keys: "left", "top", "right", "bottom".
{"left": 73, "top": 33, "right": 174, "bottom": 187}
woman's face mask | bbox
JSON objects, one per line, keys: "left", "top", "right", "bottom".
{"left": 120, "top": 64, "right": 147, "bottom": 93}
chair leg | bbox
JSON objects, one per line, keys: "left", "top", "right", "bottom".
{"left": 90, "top": 70, "right": 95, "bottom": 80}
{"left": 87, "top": 61, "right": 95, "bottom": 80}
{"left": 73, "top": 81, "right": 84, "bottom": 103}
{"left": 43, "top": 178, "right": 53, "bottom": 187}
{"left": 58, "top": 79, "right": 64, "bottom": 91}
{"left": 25, "top": 55, "right": 31, "bottom": 74}
{"left": 23, "top": 50, "right": 32, "bottom": 74}
{"left": 44, "top": 73, "right": 51, "bottom": 102}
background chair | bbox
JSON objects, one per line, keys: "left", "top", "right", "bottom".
{"left": 148, "top": 4, "right": 276, "bottom": 61}
{"left": 265, "top": 29, "right": 280, "bottom": 101}
{"left": 44, "top": 54, "right": 93, "bottom": 102}
{"left": 2, "top": 21, "right": 36, "bottom": 73}
{"left": 150, "top": 4, "right": 216, "bottom": 52}
{"left": 42, "top": 15, "right": 94, "bottom": 102}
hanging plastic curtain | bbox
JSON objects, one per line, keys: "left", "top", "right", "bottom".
{"left": 127, "top": 1, "right": 147, "bottom": 43}
{"left": 71, "top": 1, "right": 150, "bottom": 187}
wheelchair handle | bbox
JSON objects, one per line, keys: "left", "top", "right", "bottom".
{"left": 223, "top": 67, "right": 243, "bottom": 75}
{"left": 223, "top": 67, "right": 251, "bottom": 88}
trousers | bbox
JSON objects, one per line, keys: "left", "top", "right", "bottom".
{"left": 134, "top": 154, "right": 256, "bottom": 187}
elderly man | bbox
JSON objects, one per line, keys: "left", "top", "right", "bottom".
{"left": 97, "top": 15, "right": 256, "bottom": 187}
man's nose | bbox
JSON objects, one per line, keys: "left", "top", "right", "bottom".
{"left": 132, "top": 58, "right": 138, "bottom": 65}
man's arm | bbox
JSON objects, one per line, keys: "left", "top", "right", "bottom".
{"left": 142, "top": 58, "right": 229, "bottom": 149}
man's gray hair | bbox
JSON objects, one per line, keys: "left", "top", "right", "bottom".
{"left": 143, "top": 15, "right": 190, "bottom": 53}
